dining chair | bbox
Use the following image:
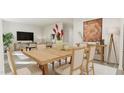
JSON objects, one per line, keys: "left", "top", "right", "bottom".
{"left": 82, "top": 45, "right": 96, "bottom": 75}
{"left": 6, "top": 48, "right": 43, "bottom": 75}
{"left": 55, "top": 48, "right": 84, "bottom": 75}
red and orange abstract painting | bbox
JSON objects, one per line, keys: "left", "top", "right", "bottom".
{"left": 83, "top": 18, "right": 102, "bottom": 42}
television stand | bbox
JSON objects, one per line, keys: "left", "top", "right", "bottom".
{"left": 14, "top": 42, "right": 37, "bottom": 51}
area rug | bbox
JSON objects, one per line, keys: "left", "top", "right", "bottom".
{"left": 14, "top": 51, "right": 36, "bottom": 64}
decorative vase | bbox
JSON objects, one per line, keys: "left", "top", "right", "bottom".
{"left": 56, "top": 40, "right": 63, "bottom": 49}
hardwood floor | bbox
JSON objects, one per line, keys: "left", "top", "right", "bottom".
{"left": 94, "top": 60, "right": 124, "bottom": 75}
{"left": 4, "top": 62, "right": 124, "bottom": 75}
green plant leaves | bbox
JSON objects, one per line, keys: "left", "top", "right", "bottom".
{"left": 3, "top": 32, "right": 14, "bottom": 48}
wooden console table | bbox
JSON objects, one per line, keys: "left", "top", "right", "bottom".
{"left": 89, "top": 44, "right": 107, "bottom": 63}
{"left": 96, "top": 45, "right": 107, "bottom": 63}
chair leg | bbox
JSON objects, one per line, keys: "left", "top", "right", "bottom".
{"left": 86, "top": 67, "right": 89, "bottom": 75}
{"left": 92, "top": 62, "right": 95, "bottom": 75}
{"left": 80, "top": 64, "right": 83, "bottom": 75}
{"left": 86, "top": 62, "right": 89, "bottom": 75}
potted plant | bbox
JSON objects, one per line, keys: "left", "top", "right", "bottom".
{"left": 3, "top": 32, "right": 14, "bottom": 52}
{"left": 53, "top": 24, "right": 64, "bottom": 49}
{"left": 53, "top": 24, "right": 64, "bottom": 40}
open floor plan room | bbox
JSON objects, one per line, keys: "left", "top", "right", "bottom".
{"left": 0, "top": 18, "right": 124, "bottom": 75}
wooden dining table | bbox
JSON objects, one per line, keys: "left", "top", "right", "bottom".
{"left": 22, "top": 47, "right": 73, "bottom": 75}
{"left": 22, "top": 43, "right": 106, "bottom": 75}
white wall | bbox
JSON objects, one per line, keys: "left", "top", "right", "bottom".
{"left": 73, "top": 18, "right": 121, "bottom": 63}
{"left": 119, "top": 19, "right": 124, "bottom": 70}
{"left": 63, "top": 24, "right": 73, "bottom": 44}
{"left": 42, "top": 24, "right": 55, "bottom": 39}
{"left": 3, "top": 21, "right": 43, "bottom": 42}
{"left": 0, "top": 19, "right": 4, "bottom": 74}
{"left": 73, "top": 18, "right": 83, "bottom": 44}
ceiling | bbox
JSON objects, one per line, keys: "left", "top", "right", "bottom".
{"left": 3, "top": 18, "right": 73, "bottom": 27}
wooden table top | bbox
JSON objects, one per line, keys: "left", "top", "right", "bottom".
{"left": 22, "top": 44, "right": 105, "bottom": 66}
{"left": 88, "top": 44, "right": 107, "bottom": 47}
{"left": 22, "top": 47, "right": 73, "bottom": 65}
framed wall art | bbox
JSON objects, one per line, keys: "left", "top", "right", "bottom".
{"left": 83, "top": 18, "right": 102, "bottom": 42}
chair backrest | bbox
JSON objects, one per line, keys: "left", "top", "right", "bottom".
{"left": 88, "top": 46, "right": 96, "bottom": 61}
{"left": 7, "top": 48, "right": 17, "bottom": 75}
{"left": 71, "top": 48, "right": 84, "bottom": 70}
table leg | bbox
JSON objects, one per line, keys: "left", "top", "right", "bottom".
{"left": 52, "top": 62, "right": 54, "bottom": 70}
{"left": 39, "top": 64, "right": 48, "bottom": 75}
{"left": 65, "top": 57, "right": 67, "bottom": 64}
{"left": 101, "top": 47, "right": 104, "bottom": 63}
{"left": 59, "top": 59, "right": 61, "bottom": 66}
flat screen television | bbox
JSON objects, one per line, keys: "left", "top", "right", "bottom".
{"left": 17, "top": 31, "right": 34, "bottom": 41}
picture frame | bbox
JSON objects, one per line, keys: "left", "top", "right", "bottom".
{"left": 83, "top": 18, "right": 102, "bottom": 42}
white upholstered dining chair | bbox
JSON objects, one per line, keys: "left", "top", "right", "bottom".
{"left": 6, "top": 48, "right": 43, "bottom": 75}
{"left": 82, "top": 45, "right": 96, "bottom": 75}
{"left": 55, "top": 48, "right": 84, "bottom": 75}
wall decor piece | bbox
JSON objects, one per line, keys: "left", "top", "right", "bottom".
{"left": 83, "top": 18, "right": 102, "bottom": 42}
